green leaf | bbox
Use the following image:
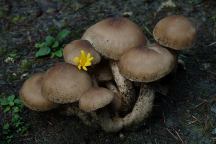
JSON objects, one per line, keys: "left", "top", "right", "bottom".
{"left": 9, "top": 101, "right": 14, "bottom": 106}
{"left": 3, "top": 123, "right": 10, "bottom": 130}
{"left": 45, "top": 36, "right": 55, "bottom": 47}
{"left": 6, "top": 137, "right": 12, "bottom": 143}
{"left": 36, "top": 47, "right": 51, "bottom": 57}
{"left": 0, "top": 99, "right": 8, "bottom": 106}
{"left": 50, "top": 52, "right": 55, "bottom": 58}
{"left": 14, "top": 99, "right": 22, "bottom": 105}
{"left": 4, "top": 106, "right": 10, "bottom": 113}
{"left": 56, "top": 29, "right": 70, "bottom": 42}
{"left": 14, "top": 121, "right": 21, "bottom": 128}
{"left": 13, "top": 106, "right": 20, "bottom": 113}
{"left": 35, "top": 42, "right": 46, "bottom": 49}
{"left": 8, "top": 95, "right": 15, "bottom": 102}
{"left": 52, "top": 41, "right": 59, "bottom": 48}
{"left": 20, "top": 126, "right": 28, "bottom": 134}
{"left": 54, "top": 49, "right": 63, "bottom": 58}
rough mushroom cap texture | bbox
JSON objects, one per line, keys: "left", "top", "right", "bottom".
{"left": 118, "top": 44, "right": 176, "bottom": 82}
{"left": 79, "top": 87, "right": 114, "bottom": 112}
{"left": 63, "top": 40, "right": 101, "bottom": 65}
{"left": 153, "top": 15, "right": 196, "bottom": 50}
{"left": 82, "top": 17, "right": 148, "bottom": 60}
{"left": 42, "top": 63, "right": 92, "bottom": 103}
{"left": 19, "top": 73, "right": 58, "bottom": 111}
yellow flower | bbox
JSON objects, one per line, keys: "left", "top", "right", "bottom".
{"left": 73, "top": 50, "right": 94, "bottom": 71}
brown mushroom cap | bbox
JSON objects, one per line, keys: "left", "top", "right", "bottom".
{"left": 63, "top": 40, "right": 101, "bottom": 65}
{"left": 82, "top": 17, "right": 148, "bottom": 60}
{"left": 42, "top": 63, "right": 92, "bottom": 103}
{"left": 19, "top": 73, "right": 58, "bottom": 111}
{"left": 118, "top": 44, "right": 176, "bottom": 82}
{"left": 153, "top": 15, "right": 196, "bottom": 50}
{"left": 79, "top": 87, "right": 114, "bottom": 112}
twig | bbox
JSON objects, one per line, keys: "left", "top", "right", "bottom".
{"left": 194, "top": 100, "right": 208, "bottom": 109}
{"left": 187, "top": 120, "right": 197, "bottom": 125}
{"left": 187, "top": 115, "right": 201, "bottom": 125}
{"left": 174, "top": 130, "right": 184, "bottom": 144}
{"left": 143, "top": 26, "right": 153, "bottom": 36}
{"left": 166, "top": 128, "right": 178, "bottom": 140}
{"left": 207, "top": 41, "right": 216, "bottom": 47}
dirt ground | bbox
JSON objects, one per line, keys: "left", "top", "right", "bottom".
{"left": 0, "top": 0, "right": 216, "bottom": 143}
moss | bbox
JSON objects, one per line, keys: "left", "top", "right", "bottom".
{"left": 19, "top": 59, "right": 33, "bottom": 72}
{"left": 11, "top": 15, "right": 26, "bottom": 23}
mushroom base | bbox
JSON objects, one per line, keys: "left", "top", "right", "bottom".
{"left": 61, "top": 84, "right": 155, "bottom": 132}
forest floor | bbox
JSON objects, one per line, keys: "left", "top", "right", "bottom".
{"left": 0, "top": 0, "right": 216, "bottom": 143}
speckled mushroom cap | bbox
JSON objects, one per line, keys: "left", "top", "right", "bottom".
{"left": 153, "top": 15, "right": 196, "bottom": 50}
{"left": 79, "top": 87, "right": 114, "bottom": 112}
{"left": 82, "top": 17, "right": 148, "bottom": 60}
{"left": 42, "top": 63, "right": 92, "bottom": 103}
{"left": 118, "top": 44, "right": 176, "bottom": 82}
{"left": 63, "top": 40, "right": 101, "bottom": 65}
{"left": 19, "top": 73, "right": 58, "bottom": 111}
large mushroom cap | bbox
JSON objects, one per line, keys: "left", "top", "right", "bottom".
{"left": 79, "top": 87, "right": 114, "bottom": 112}
{"left": 19, "top": 73, "right": 58, "bottom": 111}
{"left": 153, "top": 15, "right": 196, "bottom": 50}
{"left": 63, "top": 40, "right": 101, "bottom": 65}
{"left": 82, "top": 17, "right": 147, "bottom": 60}
{"left": 42, "top": 63, "right": 92, "bottom": 103}
{"left": 118, "top": 44, "right": 176, "bottom": 82}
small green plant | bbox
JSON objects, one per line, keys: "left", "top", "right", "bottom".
{"left": 35, "top": 29, "right": 71, "bottom": 58}
{"left": 11, "top": 15, "right": 26, "bottom": 23}
{"left": 0, "top": 95, "right": 28, "bottom": 143}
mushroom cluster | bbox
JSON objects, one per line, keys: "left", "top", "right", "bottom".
{"left": 19, "top": 15, "right": 196, "bottom": 132}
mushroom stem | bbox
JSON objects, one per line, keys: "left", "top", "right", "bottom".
{"left": 105, "top": 82, "right": 122, "bottom": 114}
{"left": 123, "top": 84, "right": 155, "bottom": 127}
{"left": 91, "top": 109, "right": 124, "bottom": 132}
{"left": 109, "top": 60, "right": 136, "bottom": 114}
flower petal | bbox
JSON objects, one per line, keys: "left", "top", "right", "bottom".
{"left": 85, "top": 62, "right": 91, "bottom": 66}
{"left": 87, "top": 53, "right": 91, "bottom": 58}
{"left": 78, "top": 65, "right": 82, "bottom": 70}
{"left": 83, "top": 66, "right": 87, "bottom": 71}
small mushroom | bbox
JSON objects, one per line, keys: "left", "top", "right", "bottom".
{"left": 79, "top": 87, "right": 114, "bottom": 112}
{"left": 42, "top": 63, "right": 92, "bottom": 103}
{"left": 63, "top": 40, "right": 101, "bottom": 65}
{"left": 153, "top": 15, "right": 196, "bottom": 50}
{"left": 19, "top": 73, "right": 58, "bottom": 111}
{"left": 119, "top": 44, "right": 176, "bottom": 82}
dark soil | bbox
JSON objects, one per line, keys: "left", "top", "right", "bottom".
{"left": 0, "top": 0, "right": 216, "bottom": 143}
